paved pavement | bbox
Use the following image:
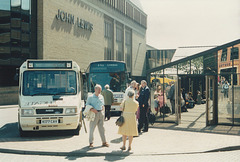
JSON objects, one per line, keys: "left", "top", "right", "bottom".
{"left": 0, "top": 105, "right": 240, "bottom": 158}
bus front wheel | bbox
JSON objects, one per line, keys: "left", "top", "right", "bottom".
{"left": 18, "top": 124, "right": 28, "bottom": 137}
{"left": 73, "top": 124, "right": 80, "bottom": 135}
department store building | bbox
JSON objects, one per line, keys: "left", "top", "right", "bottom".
{"left": 0, "top": 0, "right": 147, "bottom": 104}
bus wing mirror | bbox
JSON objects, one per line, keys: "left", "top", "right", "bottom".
{"left": 127, "top": 72, "right": 131, "bottom": 78}
{"left": 81, "top": 72, "right": 87, "bottom": 81}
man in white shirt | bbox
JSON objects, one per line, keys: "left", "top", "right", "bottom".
{"left": 86, "top": 84, "right": 109, "bottom": 148}
{"left": 124, "top": 80, "right": 137, "bottom": 100}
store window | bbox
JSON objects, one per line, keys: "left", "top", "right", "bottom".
{"left": 104, "top": 21, "right": 112, "bottom": 39}
{"left": 116, "top": 26, "right": 123, "bottom": 42}
{"left": 140, "top": 13, "right": 147, "bottom": 27}
{"left": 126, "top": 2, "right": 133, "bottom": 19}
{"left": 221, "top": 49, "right": 227, "bottom": 62}
{"left": 134, "top": 8, "right": 140, "bottom": 24}
{"left": 104, "top": 47, "right": 113, "bottom": 60}
{"left": 116, "top": 0, "right": 125, "bottom": 14}
{"left": 230, "top": 47, "right": 239, "bottom": 60}
{"left": 125, "top": 30, "right": 131, "bottom": 45}
{"left": 116, "top": 50, "right": 123, "bottom": 61}
{"left": 125, "top": 29, "right": 132, "bottom": 71}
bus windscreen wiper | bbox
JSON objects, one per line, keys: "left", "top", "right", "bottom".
{"left": 53, "top": 92, "right": 75, "bottom": 95}
{"left": 31, "top": 92, "right": 52, "bottom": 96}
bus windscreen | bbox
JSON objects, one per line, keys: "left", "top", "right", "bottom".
{"left": 23, "top": 71, "right": 77, "bottom": 96}
{"left": 89, "top": 72, "right": 127, "bottom": 92}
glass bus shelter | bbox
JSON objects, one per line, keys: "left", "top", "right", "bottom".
{"left": 147, "top": 39, "right": 240, "bottom": 126}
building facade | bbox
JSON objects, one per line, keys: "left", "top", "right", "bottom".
{"left": 37, "top": 0, "right": 147, "bottom": 76}
{"left": 0, "top": 0, "right": 147, "bottom": 104}
{"left": 218, "top": 43, "right": 240, "bottom": 86}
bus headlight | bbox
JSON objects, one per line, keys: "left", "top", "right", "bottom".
{"left": 66, "top": 108, "right": 77, "bottom": 114}
{"left": 22, "top": 109, "right": 34, "bottom": 115}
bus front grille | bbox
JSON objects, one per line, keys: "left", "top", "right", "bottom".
{"left": 36, "top": 108, "right": 63, "bottom": 114}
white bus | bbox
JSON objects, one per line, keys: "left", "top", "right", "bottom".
{"left": 18, "top": 60, "right": 84, "bottom": 136}
{"left": 85, "top": 61, "right": 129, "bottom": 113}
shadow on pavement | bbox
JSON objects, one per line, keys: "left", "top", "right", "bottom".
{"left": 64, "top": 147, "right": 131, "bottom": 161}
{"left": 0, "top": 122, "right": 75, "bottom": 142}
{"left": 104, "top": 150, "right": 132, "bottom": 161}
{"left": 65, "top": 146, "right": 101, "bottom": 160}
{"left": 110, "top": 137, "right": 122, "bottom": 144}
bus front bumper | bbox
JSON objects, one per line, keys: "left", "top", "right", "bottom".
{"left": 19, "top": 115, "right": 79, "bottom": 131}
{"left": 111, "top": 105, "right": 121, "bottom": 112}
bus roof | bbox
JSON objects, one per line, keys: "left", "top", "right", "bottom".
{"left": 90, "top": 60, "right": 125, "bottom": 65}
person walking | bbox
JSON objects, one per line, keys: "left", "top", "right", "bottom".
{"left": 118, "top": 90, "right": 139, "bottom": 151}
{"left": 222, "top": 81, "right": 229, "bottom": 98}
{"left": 138, "top": 80, "right": 150, "bottom": 133}
{"left": 196, "top": 90, "right": 202, "bottom": 105}
{"left": 102, "top": 84, "right": 114, "bottom": 120}
{"left": 86, "top": 84, "right": 109, "bottom": 148}
{"left": 167, "top": 81, "right": 175, "bottom": 114}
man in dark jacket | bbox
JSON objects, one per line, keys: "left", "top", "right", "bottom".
{"left": 167, "top": 81, "right": 175, "bottom": 114}
{"left": 138, "top": 80, "right": 150, "bottom": 133}
{"left": 101, "top": 84, "right": 114, "bottom": 120}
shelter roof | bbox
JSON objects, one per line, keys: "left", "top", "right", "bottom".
{"left": 171, "top": 46, "right": 217, "bottom": 62}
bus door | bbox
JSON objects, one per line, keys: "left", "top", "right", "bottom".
{"left": 206, "top": 75, "right": 218, "bottom": 126}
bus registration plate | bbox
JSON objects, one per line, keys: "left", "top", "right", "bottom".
{"left": 41, "top": 120, "right": 58, "bottom": 124}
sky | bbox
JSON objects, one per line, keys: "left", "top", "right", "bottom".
{"left": 139, "top": 0, "right": 240, "bottom": 49}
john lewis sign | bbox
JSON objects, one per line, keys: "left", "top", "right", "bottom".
{"left": 56, "top": 9, "right": 93, "bottom": 32}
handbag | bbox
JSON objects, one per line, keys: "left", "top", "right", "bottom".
{"left": 116, "top": 100, "right": 125, "bottom": 127}
{"left": 221, "top": 89, "right": 224, "bottom": 93}
{"left": 160, "top": 104, "right": 171, "bottom": 114}
{"left": 148, "top": 110, "right": 156, "bottom": 125}
{"left": 115, "top": 115, "right": 124, "bottom": 126}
